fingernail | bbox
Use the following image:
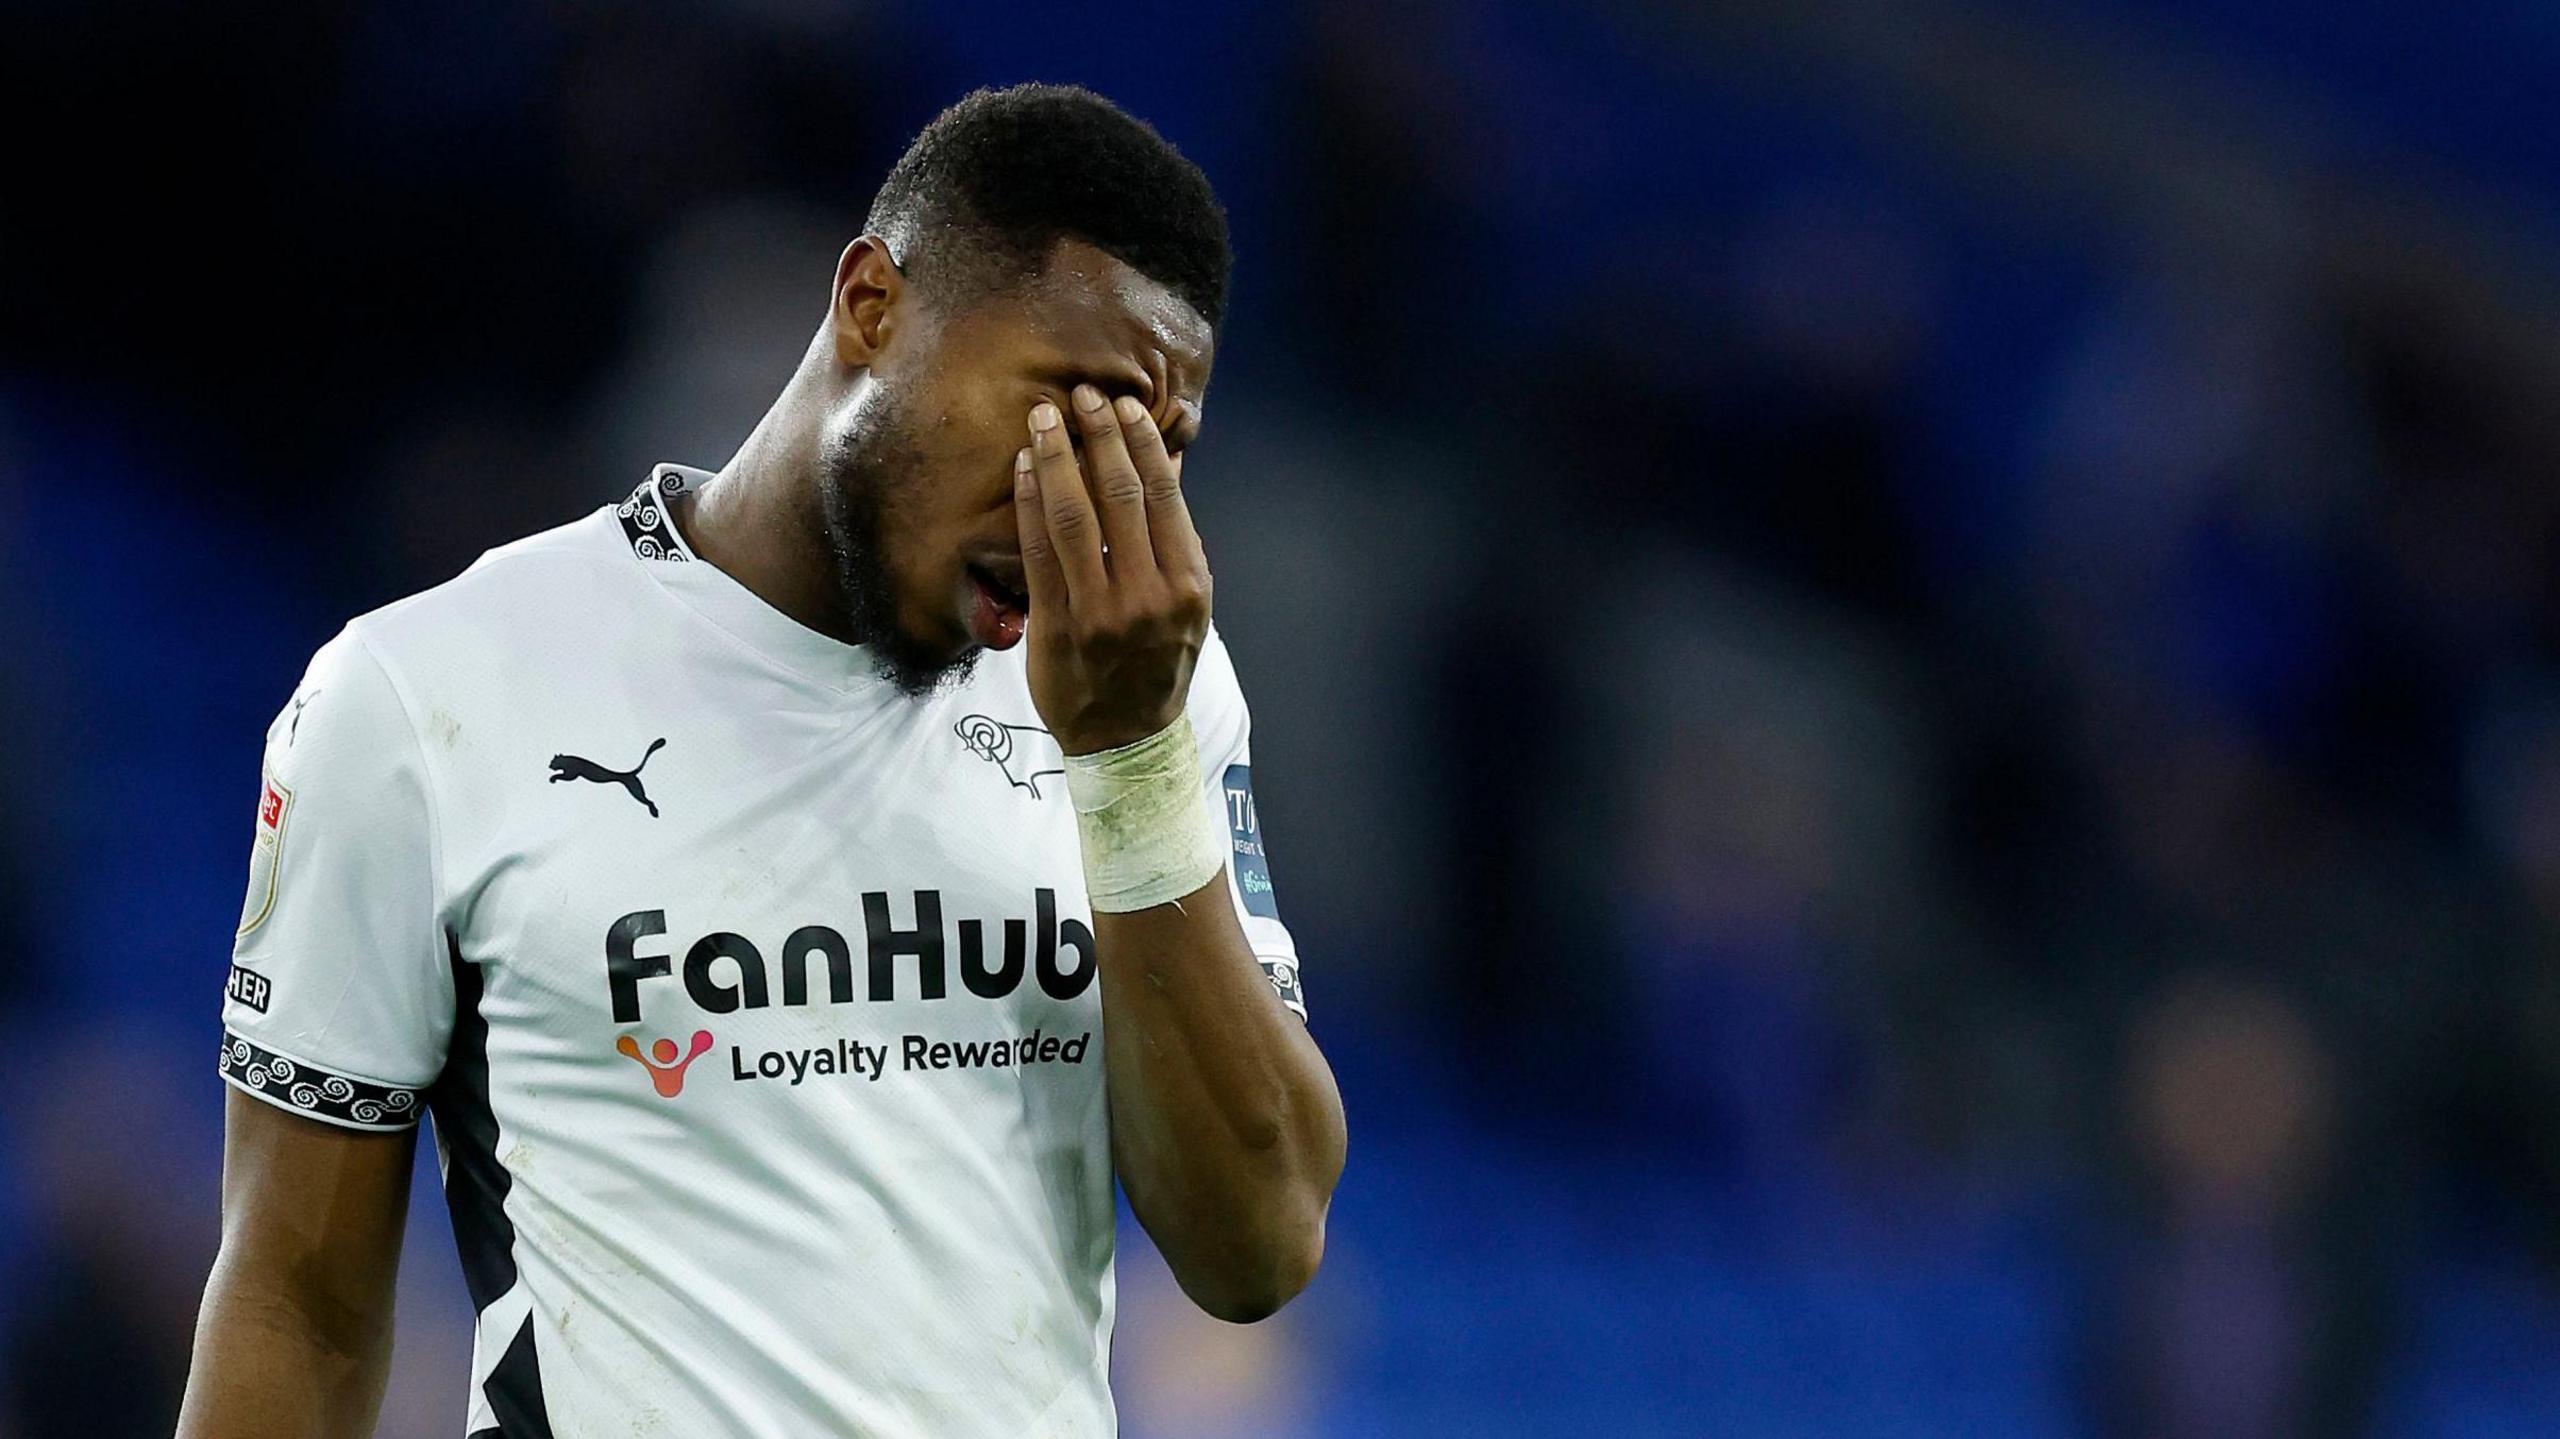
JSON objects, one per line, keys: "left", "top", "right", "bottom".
{"left": 1031, "top": 401, "right": 1060, "bottom": 432}
{"left": 1014, "top": 447, "right": 1032, "bottom": 476}
{"left": 1071, "top": 384, "right": 1105, "bottom": 414}
{"left": 1114, "top": 396, "right": 1148, "bottom": 426}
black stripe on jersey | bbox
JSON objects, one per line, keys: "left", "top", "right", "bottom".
{"left": 478, "top": 1317, "right": 555, "bottom": 1439}
{"left": 430, "top": 932, "right": 554, "bottom": 1435}
{"left": 428, "top": 932, "right": 515, "bottom": 1306}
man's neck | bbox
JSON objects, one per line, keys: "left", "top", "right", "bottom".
{"left": 678, "top": 359, "right": 860, "bottom": 646}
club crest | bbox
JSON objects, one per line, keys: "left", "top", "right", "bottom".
{"left": 954, "top": 715, "right": 1065, "bottom": 799}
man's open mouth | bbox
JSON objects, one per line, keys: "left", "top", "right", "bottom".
{"left": 965, "top": 563, "right": 1030, "bottom": 650}
{"left": 968, "top": 563, "right": 1029, "bottom": 612}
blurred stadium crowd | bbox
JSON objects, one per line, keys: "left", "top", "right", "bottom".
{"left": 11, "top": 0, "right": 2560, "bottom": 1434}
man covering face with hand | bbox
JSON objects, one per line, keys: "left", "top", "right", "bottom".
{"left": 180, "top": 83, "right": 1345, "bottom": 1439}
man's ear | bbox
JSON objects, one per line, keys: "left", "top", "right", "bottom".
{"left": 831, "top": 235, "right": 904, "bottom": 368}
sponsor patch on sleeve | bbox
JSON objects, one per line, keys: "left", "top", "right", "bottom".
{"left": 1222, "top": 764, "right": 1279, "bottom": 919}
{"left": 236, "top": 769, "right": 293, "bottom": 937}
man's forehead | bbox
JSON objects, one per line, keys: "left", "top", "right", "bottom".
{"left": 1016, "top": 241, "right": 1214, "bottom": 388}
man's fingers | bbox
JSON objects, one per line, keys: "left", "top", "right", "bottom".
{"left": 1070, "top": 384, "right": 1154, "bottom": 573}
{"left": 1114, "top": 395, "right": 1209, "bottom": 581}
{"left": 1028, "top": 400, "right": 1106, "bottom": 597}
{"left": 1013, "top": 447, "right": 1067, "bottom": 613}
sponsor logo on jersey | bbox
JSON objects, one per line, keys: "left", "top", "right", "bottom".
{"left": 607, "top": 890, "right": 1104, "bottom": 1096}
{"left": 718, "top": 1030, "right": 1093, "bottom": 1090}
{"left": 953, "top": 714, "right": 1065, "bottom": 798}
{"left": 236, "top": 769, "right": 293, "bottom": 937}
{"left": 1222, "top": 764, "right": 1279, "bottom": 919}
{"left": 605, "top": 887, "right": 1097, "bottom": 1026}
{"left": 616, "top": 1029, "right": 715, "bottom": 1096}
{"left": 548, "top": 737, "right": 668, "bottom": 817}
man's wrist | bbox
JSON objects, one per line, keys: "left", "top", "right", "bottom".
{"left": 1063, "top": 711, "right": 1226, "bottom": 913}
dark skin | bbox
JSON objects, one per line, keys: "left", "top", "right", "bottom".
{"left": 178, "top": 1094, "right": 412, "bottom": 1436}
{"left": 181, "top": 233, "right": 1346, "bottom": 1436}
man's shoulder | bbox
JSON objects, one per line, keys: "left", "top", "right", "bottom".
{"left": 343, "top": 503, "right": 637, "bottom": 670}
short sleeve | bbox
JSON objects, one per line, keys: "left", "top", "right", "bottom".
{"left": 1188, "top": 627, "right": 1306, "bottom": 1020}
{"left": 218, "top": 626, "right": 452, "bottom": 1130}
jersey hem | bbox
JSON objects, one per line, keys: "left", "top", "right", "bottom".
{"left": 219, "top": 1029, "right": 426, "bottom": 1131}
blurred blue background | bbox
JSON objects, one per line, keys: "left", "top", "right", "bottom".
{"left": 11, "top": 0, "right": 2560, "bottom": 1434}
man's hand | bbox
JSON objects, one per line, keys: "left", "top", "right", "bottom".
{"left": 1016, "top": 385, "right": 1342, "bottom": 1322}
{"left": 1014, "top": 385, "right": 1212, "bottom": 755}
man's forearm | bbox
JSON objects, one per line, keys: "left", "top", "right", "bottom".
{"left": 177, "top": 1262, "right": 396, "bottom": 1438}
{"left": 1096, "top": 873, "right": 1346, "bottom": 1322}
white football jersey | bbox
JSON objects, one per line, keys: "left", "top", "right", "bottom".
{"left": 217, "top": 466, "right": 1304, "bottom": 1438}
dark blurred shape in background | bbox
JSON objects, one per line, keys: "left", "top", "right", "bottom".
{"left": 10, "top": 0, "right": 2560, "bottom": 1433}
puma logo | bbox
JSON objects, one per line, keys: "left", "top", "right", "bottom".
{"left": 549, "top": 738, "right": 667, "bottom": 817}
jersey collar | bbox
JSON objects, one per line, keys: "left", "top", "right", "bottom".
{"left": 621, "top": 465, "right": 886, "bottom": 693}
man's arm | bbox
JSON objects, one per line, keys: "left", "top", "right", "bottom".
{"left": 177, "top": 1090, "right": 415, "bottom": 1437}
{"left": 1091, "top": 877, "right": 1346, "bottom": 1321}
{"left": 1018, "top": 386, "right": 1348, "bottom": 1322}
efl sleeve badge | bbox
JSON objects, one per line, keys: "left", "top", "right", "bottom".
{"left": 236, "top": 768, "right": 294, "bottom": 937}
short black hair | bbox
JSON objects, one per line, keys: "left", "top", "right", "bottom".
{"left": 866, "top": 84, "right": 1231, "bottom": 332}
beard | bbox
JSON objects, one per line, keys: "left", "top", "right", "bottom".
{"left": 814, "top": 384, "right": 981, "bottom": 699}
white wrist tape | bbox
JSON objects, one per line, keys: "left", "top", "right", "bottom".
{"left": 1064, "top": 712, "right": 1227, "bottom": 913}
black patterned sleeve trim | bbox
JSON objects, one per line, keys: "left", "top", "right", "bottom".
{"left": 616, "top": 470, "right": 692, "bottom": 563}
{"left": 1259, "top": 957, "right": 1309, "bottom": 1022}
{"left": 219, "top": 1031, "right": 425, "bottom": 1131}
